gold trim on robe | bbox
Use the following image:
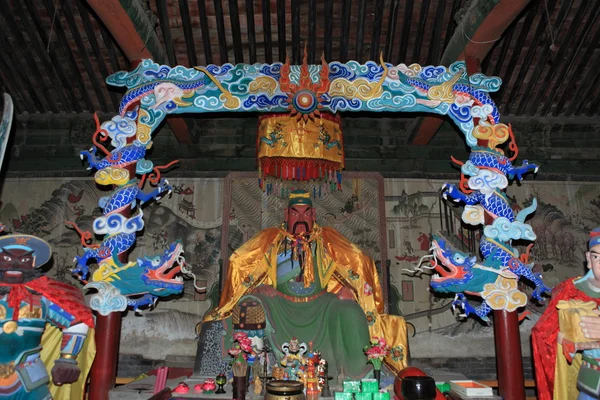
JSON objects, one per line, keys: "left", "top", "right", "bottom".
{"left": 203, "top": 224, "right": 408, "bottom": 374}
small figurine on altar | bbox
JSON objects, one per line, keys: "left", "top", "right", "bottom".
{"left": 533, "top": 228, "right": 600, "bottom": 400}
{"left": 0, "top": 233, "right": 95, "bottom": 400}
{"left": 281, "top": 337, "right": 308, "bottom": 380}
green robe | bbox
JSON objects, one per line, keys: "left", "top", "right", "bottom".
{"left": 228, "top": 243, "right": 371, "bottom": 382}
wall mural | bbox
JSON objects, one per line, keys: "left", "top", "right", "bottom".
{"left": 0, "top": 177, "right": 223, "bottom": 308}
{"left": 1, "top": 177, "right": 599, "bottom": 359}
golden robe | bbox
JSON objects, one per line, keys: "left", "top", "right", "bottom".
{"left": 203, "top": 225, "right": 408, "bottom": 374}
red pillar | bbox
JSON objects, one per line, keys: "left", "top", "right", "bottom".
{"left": 89, "top": 313, "right": 122, "bottom": 400}
{"left": 89, "top": 162, "right": 136, "bottom": 400}
{"left": 493, "top": 310, "right": 525, "bottom": 399}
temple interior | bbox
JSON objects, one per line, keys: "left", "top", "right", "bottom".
{"left": 0, "top": 1, "right": 599, "bottom": 400}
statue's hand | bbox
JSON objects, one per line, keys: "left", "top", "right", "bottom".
{"left": 252, "top": 284, "right": 278, "bottom": 298}
{"left": 336, "top": 287, "right": 355, "bottom": 301}
{"left": 581, "top": 310, "right": 600, "bottom": 340}
{"left": 51, "top": 360, "right": 81, "bottom": 386}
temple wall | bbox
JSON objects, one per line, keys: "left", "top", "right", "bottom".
{"left": 1, "top": 176, "right": 598, "bottom": 376}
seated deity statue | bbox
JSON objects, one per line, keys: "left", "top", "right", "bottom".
{"left": 201, "top": 190, "right": 408, "bottom": 382}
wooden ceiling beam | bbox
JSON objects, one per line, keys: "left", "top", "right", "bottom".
{"left": 19, "top": 0, "right": 80, "bottom": 112}
{"left": 86, "top": 0, "right": 192, "bottom": 144}
{"left": 441, "top": 0, "right": 462, "bottom": 58}
{"left": 213, "top": 0, "right": 229, "bottom": 64}
{"left": 567, "top": 26, "right": 600, "bottom": 116}
{"left": 324, "top": 0, "right": 334, "bottom": 61}
{"left": 77, "top": 2, "right": 122, "bottom": 111}
{"left": 100, "top": 28, "right": 123, "bottom": 72}
{"left": 261, "top": 0, "right": 273, "bottom": 64}
{"left": 412, "top": 0, "right": 431, "bottom": 63}
{"left": 0, "top": 4, "right": 59, "bottom": 113}
{"left": 156, "top": 0, "right": 178, "bottom": 66}
{"left": 339, "top": 0, "right": 351, "bottom": 62}
{"left": 480, "top": 2, "right": 539, "bottom": 112}
{"left": 514, "top": 0, "right": 572, "bottom": 114}
{"left": 504, "top": 0, "right": 558, "bottom": 115}
{"left": 525, "top": 1, "right": 587, "bottom": 115}
{"left": 370, "top": 0, "right": 385, "bottom": 61}
{"left": 546, "top": 5, "right": 600, "bottom": 116}
{"left": 308, "top": 0, "right": 317, "bottom": 64}
{"left": 62, "top": 1, "right": 109, "bottom": 112}
{"left": 43, "top": 0, "right": 95, "bottom": 111}
{"left": 383, "top": 0, "right": 400, "bottom": 61}
{"left": 178, "top": 0, "right": 198, "bottom": 66}
{"left": 490, "top": 21, "right": 516, "bottom": 77}
{"left": 397, "top": 0, "right": 414, "bottom": 64}
{"left": 408, "top": 0, "right": 532, "bottom": 146}
{"left": 197, "top": 0, "right": 214, "bottom": 65}
{"left": 229, "top": 0, "right": 244, "bottom": 63}
{"left": 355, "top": 0, "right": 367, "bottom": 62}
{"left": 276, "top": 0, "right": 286, "bottom": 62}
{"left": 427, "top": 0, "right": 446, "bottom": 65}
{"left": 291, "top": 0, "right": 300, "bottom": 64}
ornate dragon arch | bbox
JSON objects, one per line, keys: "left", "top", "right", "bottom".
{"left": 73, "top": 54, "right": 545, "bottom": 319}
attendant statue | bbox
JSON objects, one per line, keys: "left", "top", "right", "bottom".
{"left": 533, "top": 228, "right": 600, "bottom": 400}
{"left": 202, "top": 190, "right": 408, "bottom": 382}
{"left": 0, "top": 233, "right": 94, "bottom": 400}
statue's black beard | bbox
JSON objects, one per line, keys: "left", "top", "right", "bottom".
{"left": 0, "top": 269, "right": 44, "bottom": 289}
{"left": 292, "top": 222, "right": 310, "bottom": 234}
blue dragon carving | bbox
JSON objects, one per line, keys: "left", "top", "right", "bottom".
{"left": 442, "top": 185, "right": 516, "bottom": 221}
{"left": 429, "top": 237, "right": 548, "bottom": 322}
{"left": 91, "top": 242, "right": 186, "bottom": 312}
{"left": 98, "top": 180, "right": 172, "bottom": 215}
{"left": 402, "top": 75, "right": 500, "bottom": 124}
{"left": 71, "top": 232, "right": 137, "bottom": 279}
{"left": 479, "top": 237, "right": 551, "bottom": 302}
{"left": 79, "top": 142, "right": 147, "bottom": 171}
{"left": 468, "top": 147, "right": 538, "bottom": 181}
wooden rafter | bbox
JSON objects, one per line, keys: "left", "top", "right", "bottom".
{"left": 339, "top": 0, "right": 351, "bottom": 62}
{"left": 355, "top": 0, "right": 367, "bottom": 62}
{"left": 245, "top": 0, "right": 257, "bottom": 64}
{"left": 262, "top": 0, "right": 273, "bottom": 63}
{"left": 0, "top": 5, "right": 58, "bottom": 113}
{"left": 156, "top": 0, "right": 178, "bottom": 66}
{"left": 77, "top": 2, "right": 122, "bottom": 110}
{"left": 62, "top": 1, "right": 109, "bottom": 111}
{"left": 383, "top": 0, "right": 400, "bottom": 61}
{"left": 514, "top": 0, "right": 573, "bottom": 115}
{"left": 276, "top": 0, "right": 286, "bottom": 62}
{"left": 545, "top": 5, "right": 600, "bottom": 116}
{"left": 229, "top": 0, "right": 244, "bottom": 63}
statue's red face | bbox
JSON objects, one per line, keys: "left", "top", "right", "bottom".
{"left": 0, "top": 248, "right": 35, "bottom": 284}
{"left": 285, "top": 205, "right": 316, "bottom": 235}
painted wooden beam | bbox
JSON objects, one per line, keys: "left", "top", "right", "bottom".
{"left": 86, "top": 0, "right": 192, "bottom": 144}
{"left": 409, "top": 0, "right": 532, "bottom": 145}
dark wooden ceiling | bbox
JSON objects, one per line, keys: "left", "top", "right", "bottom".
{"left": 1, "top": 0, "right": 599, "bottom": 118}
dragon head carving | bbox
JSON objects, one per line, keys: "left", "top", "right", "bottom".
{"left": 139, "top": 241, "right": 185, "bottom": 294}
{"left": 429, "top": 236, "right": 476, "bottom": 292}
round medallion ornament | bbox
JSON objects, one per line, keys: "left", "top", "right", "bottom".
{"left": 292, "top": 90, "right": 318, "bottom": 115}
{"left": 3, "top": 321, "right": 18, "bottom": 334}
